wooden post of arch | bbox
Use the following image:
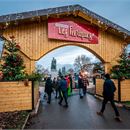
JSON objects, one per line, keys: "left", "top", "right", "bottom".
{"left": 30, "top": 60, "right": 35, "bottom": 73}
{"left": 104, "top": 62, "right": 111, "bottom": 73}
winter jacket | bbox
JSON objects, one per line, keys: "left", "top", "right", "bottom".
{"left": 103, "top": 79, "right": 116, "bottom": 100}
{"left": 45, "top": 78, "right": 53, "bottom": 94}
{"left": 82, "top": 77, "right": 89, "bottom": 87}
{"left": 78, "top": 76, "right": 84, "bottom": 88}
{"left": 65, "top": 76, "right": 70, "bottom": 88}
{"left": 59, "top": 79, "right": 67, "bottom": 92}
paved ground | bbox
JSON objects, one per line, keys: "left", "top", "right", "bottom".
{"left": 26, "top": 90, "right": 130, "bottom": 129}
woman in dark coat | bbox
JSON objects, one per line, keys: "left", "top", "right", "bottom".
{"left": 45, "top": 77, "right": 53, "bottom": 104}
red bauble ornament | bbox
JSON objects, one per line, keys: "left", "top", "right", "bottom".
{"left": 3, "top": 63, "right": 7, "bottom": 67}
{"left": 16, "top": 44, "right": 20, "bottom": 49}
{"left": 0, "top": 71, "right": 3, "bottom": 80}
{"left": 9, "top": 72, "right": 13, "bottom": 76}
{"left": 9, "top": 36, "right": 15, "bottom": 39}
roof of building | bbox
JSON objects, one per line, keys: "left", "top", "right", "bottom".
{"left": 0, "top": 4, "right": 130, "bottom": 41}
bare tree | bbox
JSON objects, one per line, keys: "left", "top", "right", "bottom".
{"left": 74, "top": 55, "right": 92, "bottom": 72}
{"left": 35, "top": 64, "right": 49, "bottom": 77}
{"left": 93, "top": 62, "right": 104, "bottom": 73}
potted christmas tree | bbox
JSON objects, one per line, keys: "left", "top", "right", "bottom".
{"left": 110, "top": 46, "right": 130, "bottom": 102}
{"left": 0, "top": 36, "right": 26, "bottom": 81}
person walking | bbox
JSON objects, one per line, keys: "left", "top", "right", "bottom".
{"left": 55, "top": 76, "right": 61, "bottom": 99}
{"left": 45, "top": 76, "right": 53, "bottom": 104}
{"left": 78, "top": 72, "right": 84, "bottom": 98}
{"left": 82, "top": 74, "right": 89, "bottom": 95}
{"left": 69, "top": 74, "right": 73, "bottom": 93}
{"left": 58, "top": 76, "right": 68, "bottom": 108}
{"left": 65, "top": 75, "right": 71, "bottom": 96}
{"left": 52, "top": 77, "right": 58, "bottom": 98}
{"left": 97, "top": 73, "right": 122, "bottom": 121}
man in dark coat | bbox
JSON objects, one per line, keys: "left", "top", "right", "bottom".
{"left": 97, "top": 73, "right": 121, "bottom": 121}
{"left": 58, "top": 76, "right": 68, "bottom": 107}
{"left": 45, "top": 77, "right": 53, "bottom": 104}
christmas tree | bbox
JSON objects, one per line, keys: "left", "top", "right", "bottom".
{"left": 111, "top": 46, "right": 130, "bottom": 79}
{"left": 1, "top": 36, "right": 26, "bottom": 81}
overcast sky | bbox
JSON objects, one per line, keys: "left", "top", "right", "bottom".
{"left": 0, "top": 0, "right": 130, "bottom": 69}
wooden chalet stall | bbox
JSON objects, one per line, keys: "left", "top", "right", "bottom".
{"left": 96, "top": 79, "right": 130, "bottom": 102}
{"left": 0, "top": 81, "right": 39, "bottom": 112}
{"left": 0, "top": 5, "right": 130, "bottom": 112}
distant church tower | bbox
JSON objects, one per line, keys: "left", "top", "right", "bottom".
{"left": 50, "top": 57, "right": 58, "bottom": 79}
{"left": 51, "top": 57, "right": 57, "bottom": 72}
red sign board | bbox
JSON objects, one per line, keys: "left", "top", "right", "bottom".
{"left": 48, "top": 18, "right": 98, "bottom": 44}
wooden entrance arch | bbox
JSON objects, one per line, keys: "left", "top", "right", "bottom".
{"left": 0, "top": 5, "right": 130, "bottom": 74}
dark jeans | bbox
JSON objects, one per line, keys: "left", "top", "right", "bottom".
{"left": 83, "top": 86, "right": 87, "bottom": 95}
{"left": 55, "top": 89, "right": 59, "bottom": 98}
{"left": 59, "top": 90, "right": 68, "bottom": 105}
{"left": 47, "top": 93, "right": 51, "bottom": 103}
{"left": 100, "top": 98, "right": 120, "bottom": 116}
{"left": 70, "top": 82, "right": 73, "bottom": 92}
